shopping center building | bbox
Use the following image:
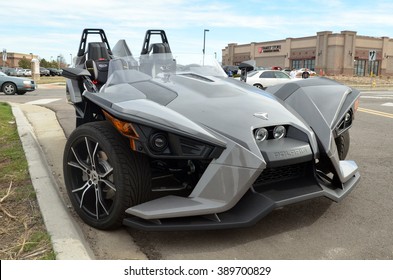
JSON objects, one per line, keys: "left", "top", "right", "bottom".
{"left": 1, "top": 52, "right": 38, "bottom": 68}
{"left": 222, "top": 31, "right": 393, "bottom": 76}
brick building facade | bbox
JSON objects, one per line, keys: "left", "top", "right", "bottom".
{"left": 222, "top": 31, "right": 393, "bottom": 76}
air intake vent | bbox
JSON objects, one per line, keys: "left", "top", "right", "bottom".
{"left": 179, "top": 73, "right": 214, "bottom": 82}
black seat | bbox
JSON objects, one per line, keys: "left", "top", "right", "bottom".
{"left": 140, "top": 43, "right": 174, "bottom": 77}
{"left": 85, "top": 42, "right": 112, "bottom": 86}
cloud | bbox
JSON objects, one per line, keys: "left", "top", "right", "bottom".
{"left": 1, "top": 0, "right": 393, "bottom": 61}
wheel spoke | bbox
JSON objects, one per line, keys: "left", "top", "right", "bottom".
{"left": 67, "top": 160, "right": 88, "bottom": 173}
{"left": 85, "top": 137, "right": 99, "bottom": 170}
{"left": 72, "top": 181, "right": 94, "bottom": 209}
{"left": 98, "top": 166, "right": 113, "bottom": 178}
{"left": 99, "top": 178, "right": 116, "bottom": 192}
{"left": 95, "top": 187, "right": 109, "bottom": 219}
{"left": 70, "top": 147, "right": 90, "bottom": 171}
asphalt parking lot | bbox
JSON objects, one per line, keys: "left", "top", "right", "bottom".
{"left": 1, "top": 87, "right": 393, "bottom": 259}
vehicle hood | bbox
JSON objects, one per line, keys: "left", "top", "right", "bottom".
{"left": 166, "top": 75, "right": 312, "bottom": 153}
{"left": 88, "top": 72, "right": 314, "bottom": 156}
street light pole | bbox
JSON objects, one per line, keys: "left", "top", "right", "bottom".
{"left": 70, "top": 53, "right": 72, "bottom": 67}
{"left": 203, "top": 29, "right": 209, "bottom": 65}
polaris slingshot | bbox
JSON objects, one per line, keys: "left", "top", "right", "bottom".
{"left": 62, "top": 29, "right": 360, "bottom": 231}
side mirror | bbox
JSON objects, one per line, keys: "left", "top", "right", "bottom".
{"left": 62, "top": 67, "right": 91, "bottom": 80}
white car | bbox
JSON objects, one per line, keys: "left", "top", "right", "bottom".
{"left": 292, "top": 68, "right": 317, "bottom": 79}
{"left": 23, "top": 69, "right": 32, "bottom": 76}
{"left": 245, "top": 70, "right": 292, "bottom": 89}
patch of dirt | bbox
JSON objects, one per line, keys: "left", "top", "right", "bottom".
{"left": 329, "top": 75, "right": 393, "bottom": 87}
{"left": 0, "top": 179, "right": 53, "bottom": 259}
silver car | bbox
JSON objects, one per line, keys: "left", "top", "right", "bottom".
{"left": 0, "top": 71, "right": 36, "bottom": 95}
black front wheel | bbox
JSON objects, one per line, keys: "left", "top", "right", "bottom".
{"left": 63, "top": 121, "right": 151, "bottom": 230}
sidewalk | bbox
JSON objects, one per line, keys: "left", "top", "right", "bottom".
{"left": 10, "top": 102, "right": 148, "bottom": 260}
{"left": 10, "top": 103, "right": 94, "bottom": 260}
{"left": 36, "top": 83, "right": 66, "bottom": 89}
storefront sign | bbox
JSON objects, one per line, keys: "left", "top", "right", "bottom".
{"left": 258, "top": 45, "right": 281, "bottom": 53}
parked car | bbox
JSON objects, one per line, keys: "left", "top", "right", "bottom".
{"left": 62, "top": 28, "right": 360, "bottom": 231}
{"left": 47, "top": 68, "right": 63, "bottom": 76}
{"left": 0, "top": 71, "right": 36, "bottom": 95}
{"left": 23, "top": 69, "right": 32, "bottom": 76}
{"left": 5, "top": 68, "right": 18, "bottom": 76}
{"left": 40, "top": 67, "right": 50, "bottom": 76}
{"left": 245, "top": 69, "right": 293, "bottom": 89}
{"left": 16, "top": 69, "right": 31, "bottom": 77}
{"left": 292, "top": 68, "right": 317, "bottom": 79}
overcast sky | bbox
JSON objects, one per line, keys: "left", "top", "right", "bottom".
{"left": 1, "top": 0, "right": 393, "bottom": 64}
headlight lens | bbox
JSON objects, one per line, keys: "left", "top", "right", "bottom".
{"left": 345, "top": 112, "right": 351, "bottom": 122}
{"left": 149, "top": 133, "right": 168, "bottom": 152}
{"left": 255, "top": 128, "right": 268, "bottom": 142}
{"left": 273, "top": 125, "right": 286, "bottom": 139}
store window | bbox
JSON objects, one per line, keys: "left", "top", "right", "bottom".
{"left": 292, "top": 60, "right": 301, "bottom": 69}
{"left": 354, "top": 60, "right": 366, "bottom": 76}
{"left": 369, "top": 61, "right": 379, "bottom": 76}
{"left": 354, "top": 60, "right": 380, "bottom": 76}
{"left": 304, "top": 59, "right": 315, "bottom": 70}
{"left": 291, "top": 59, "right": 315, "bottom": 70}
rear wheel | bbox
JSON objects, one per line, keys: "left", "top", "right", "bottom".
{"left": 63, "top": 121, "right": 151, "bottom": 230}
{"left": 254, "top": 84, "right": 265, "bottom": 90}
{"left": 335, "top": 130, "right": 350, "bottom": 160}
{"left": 302, "top": 72, "right": 310, "bottom": 79}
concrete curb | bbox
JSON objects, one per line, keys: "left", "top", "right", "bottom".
{"left": 10, "top": 103, "right": 94, "bottom": 260}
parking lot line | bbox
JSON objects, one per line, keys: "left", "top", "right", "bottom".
{"left": 25, "top": 98, "right": 61, "bottom": 105}
{"left": 358, "top": 107, "right": 393, "bottom": 119}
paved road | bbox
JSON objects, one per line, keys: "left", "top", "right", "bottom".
{"left": 1, "top": 87, "right": 393, "bottom": 259}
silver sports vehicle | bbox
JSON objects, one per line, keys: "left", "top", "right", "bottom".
{"left": 62, "top": 29, "right": 360, "bottom": 231}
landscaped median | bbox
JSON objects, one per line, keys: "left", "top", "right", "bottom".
{"left": 0, "top": 102, "right": 55, "bottom": 260}
{"left": 34, "top": 76, "right": 66, "bottom": 85}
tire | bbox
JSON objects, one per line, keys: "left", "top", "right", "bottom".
{"left": 335, "top": 130, "right": 350, "bottom": 160}
{"left": 302, "top": 72, "right": 310, "bottom": 79}
{"left": 254, "top": 84, "right": 265, "bottom": 90}
{"left": 63, "top": 121, "right": 151, "bottom": 230}
{"left": 2, "top": 82, "right": 17, "bottom": 95}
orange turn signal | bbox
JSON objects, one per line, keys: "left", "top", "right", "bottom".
{"left": 102, "top": 110, "right": 139, "bottom": 139}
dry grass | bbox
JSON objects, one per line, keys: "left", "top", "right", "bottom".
{"left": 34, "top": 75, "right": 66, "bottom": 85}
{"left": 0, "top": 102, "right": 55, "bottom": 260}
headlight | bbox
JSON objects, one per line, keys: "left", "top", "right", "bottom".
{"left": 345, "top": 112, "right": 351, "bottom": 122}
{"left": 254, "top": 128, "right": 268, "bottom": 142}
{"left": 149, "top": 133, "right": 168, "bottom": 152}
{"left": 23, "top": 81, "right": 32, "bottom": 88}
{"left": 273, "top": 125, "right": 286, "bottom": 139}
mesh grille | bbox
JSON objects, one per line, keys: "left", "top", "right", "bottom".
{"left": 254, "top": 162, "right": 311, "bottom": 186}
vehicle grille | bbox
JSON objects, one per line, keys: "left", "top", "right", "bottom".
{"left": 253, "top": 162, "right": 312, "bottom": 187}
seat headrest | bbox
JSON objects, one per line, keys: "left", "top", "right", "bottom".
{"left": 148, "top": 43, "right": 171, "bottom": 54}
{"left": 87, "top": 42, "right": 111, "bottom": 60}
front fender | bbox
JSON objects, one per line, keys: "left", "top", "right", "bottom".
{"left": 83, "top": 90, "right": 226, "bottom": 149}
{"left": 266, "top": 77, "right": 360, "bottom": 185}
{"left": 266, "top": 77, "right": 360, "bottom": 152}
